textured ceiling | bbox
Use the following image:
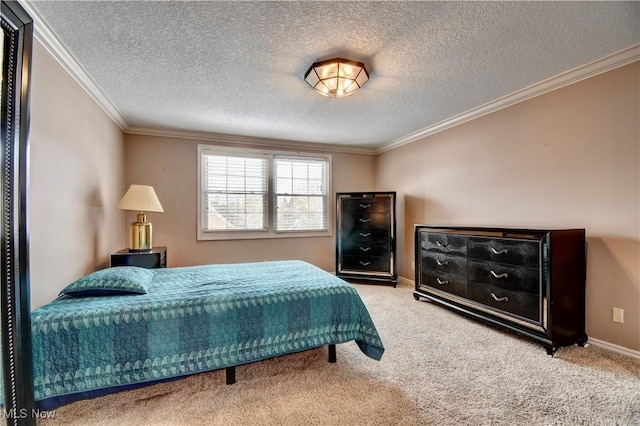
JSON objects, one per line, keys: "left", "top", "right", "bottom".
{"left": 28, "top": 1, "right": 640, "bottom": 150}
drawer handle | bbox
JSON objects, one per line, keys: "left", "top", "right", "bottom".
{"left": 359, "top": 247, "right": 371, "bottom": 252}
{"left": 359, "top": 261, "right": 371, "bottom": 266}
{"left": 490, "top": 247, "right": 509, "bottom": 255}
{"left": 491, "top": 293, "right": 509, "bottom": 302}
{"left": 490, "top": 271, "right": 509, "bottom": 279}
{"left": 436, "top": 260, "right": 449, "bottom": 266}
{"left": 359, "top": 203, "right": 371, "bottom": 208}
{"left": 436, "top": 241, "right": 447, "bottom": 248}
{"left": 436, "top": 278, "right": 449, "bottom": 285}
{"left": 359, "top": 218, "right": 371, "bottom": 223}
{"left": 359, "top": 232, "right": 371, "bottom": 237}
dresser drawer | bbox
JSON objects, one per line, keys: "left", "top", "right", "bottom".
{"left": 468, "top": 281, "right": 540, "bottom": 322}
{"left": 468, "top": 260, "right": 539, "bottom": 295}
{"left": 341, "top": 198, "right": 391, "bottom": 214}
{"left": 340, "top": 213, "right": 390, "bottom": 233}
{"left": 467, "top": 237, "right": 540, "bottom": 268}
{"left": 342, "top": 255, "right": 390, "bottom": 272}
{"left": 421, "top": 252, "right": 467, "bottom": 278}
{"left": 343, "top": 227, "right": 390, "bottom": 244}
{"left": 342, "top": 243, "right": 390, "bottom": 257}
{"left": 420, "top": 272, "right": 467, "bottom": 299}
{"left": 421, "top": 232, "right": 467, "bottom": 257}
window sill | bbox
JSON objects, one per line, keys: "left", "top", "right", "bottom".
{"left": 197, "top": 230, "right": 333, "bottom": 241}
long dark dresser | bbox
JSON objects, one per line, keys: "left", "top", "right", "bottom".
{"left": 336, "top": 192, "right": 397, "bottom": 286}
{"left": 414, "top": 225, "right": 587, "bottom": 355}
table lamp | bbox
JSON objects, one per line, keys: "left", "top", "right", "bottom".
{"left": 117, "top": 184, "right": 164, "bottom": 252}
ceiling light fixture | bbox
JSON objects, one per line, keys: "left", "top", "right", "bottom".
{"left": 304, "top": 58, "right": 369, "bottom": 98}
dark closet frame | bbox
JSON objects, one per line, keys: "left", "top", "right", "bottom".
{"left": 1, "top": 1, "right": 35, "bottom": 424}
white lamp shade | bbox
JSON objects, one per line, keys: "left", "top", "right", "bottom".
{"left": 117, "top": 184, "right": 164, "bottom": 212}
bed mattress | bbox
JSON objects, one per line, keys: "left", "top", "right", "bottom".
{"left": 30, "top": 260, "right": 384, "bottom": 406}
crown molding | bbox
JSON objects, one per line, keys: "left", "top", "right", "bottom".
{"left": 19, "top": 0, "right": 129, "bottom": 131}
{"left": 126, "top": 127, "right": 376, "bottom": 155}
{"left": 377, "top": 44, "right": 640, "bottom": 154}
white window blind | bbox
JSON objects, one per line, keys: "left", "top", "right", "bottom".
{"left": 202, "top": 154, "right": 267, "bottom": 231}
{"left": 275, "top": 156, "right": 328, "bottom": 231}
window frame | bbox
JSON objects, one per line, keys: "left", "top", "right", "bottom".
{"left": 197, "top": 144, "right": 332, "bottom": 240}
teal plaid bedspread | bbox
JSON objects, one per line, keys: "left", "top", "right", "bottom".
{"left": 31, "top": 261, "right": 384, "bottom": 401}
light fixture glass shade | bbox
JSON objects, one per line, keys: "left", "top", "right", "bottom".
{"left": 304, "top": 58, "right": 369, "bottom": 98}
{"left": 117, "top": 185, "right": 164, "bottom": 251}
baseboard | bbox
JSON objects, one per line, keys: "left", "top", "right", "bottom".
{"left": 588, "top": 338, "right": 640, "bottom": 360}
{"left": 399, "top": 276, "right": 639, "bottom": 359}
{"left": 397, "top": 275, "right": 414, "bottom": 288}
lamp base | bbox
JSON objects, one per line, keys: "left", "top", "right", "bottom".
{"left": 127, "top": 248, "right": 153, "bottom": 253}
{"left": 129, "top": 213, "right": 153, "bottom": 252}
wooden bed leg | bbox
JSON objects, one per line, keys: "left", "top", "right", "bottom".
{"left": 328, "top": 344, "right": 336, "bottom": 363}
{"left": 226, "top": 366, "right": 236, "bottom": 385}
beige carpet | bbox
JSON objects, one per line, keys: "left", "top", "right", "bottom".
{"left": 39, "top": 282, "right": 640, "bottom": 425}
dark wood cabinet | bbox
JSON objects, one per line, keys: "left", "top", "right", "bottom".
{"left": 414, "top": 225, "right": 587, "bottom": 355}
{"left": 337, "top": 192, "right": 397, "bottom": 286}
{"left": 111, "top": 246, "right": 167, "bottom": 269}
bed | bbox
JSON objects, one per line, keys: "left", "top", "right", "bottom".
{"left": 30, "top": 260, "right": 384, "bottom": 409}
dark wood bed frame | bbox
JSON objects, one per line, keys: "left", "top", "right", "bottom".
{"left": 224, "top": 344, "right": 336, "bottom": 385}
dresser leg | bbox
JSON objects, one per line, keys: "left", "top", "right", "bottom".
{"left": 577, "top": 334, "right": 589, "bottom": 347}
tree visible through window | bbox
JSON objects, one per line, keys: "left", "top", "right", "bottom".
{"left": 275, "top": 156, "right": 327, "bottom": 231}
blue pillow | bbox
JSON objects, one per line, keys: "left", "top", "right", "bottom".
{"left": 60, "top": 266, "right": 155, "bottom": 297}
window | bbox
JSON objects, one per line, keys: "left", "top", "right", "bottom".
{"left": 275, "top": 156, "right": 328, "bottom": 231}
{"left": 202, "top": 154, "right": 268, "bottom": 231}
{"left": 198, "top": 145, "right": 331, "bottom": 240}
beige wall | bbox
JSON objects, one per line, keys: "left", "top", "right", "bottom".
{"left": 375, "top": 62, "right": 640, "bottom": 351}
{"left": 28, "top": 42, "right": 126, "bottom": 309}
{"left": 123, "top": 134, "right": 375, "bottom": 272}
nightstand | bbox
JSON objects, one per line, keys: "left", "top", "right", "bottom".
{"left": 111, "top": 246, "right": 167, "bottom": 269}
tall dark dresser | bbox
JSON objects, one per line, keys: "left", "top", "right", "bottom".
{"left": 336, "top": 192, "right": 397, "bottom": 286}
